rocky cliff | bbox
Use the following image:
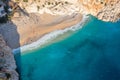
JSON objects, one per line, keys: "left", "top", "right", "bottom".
{"left": 79, "top": 0, "right": 120, "bottom": 22}
{"left": 0, "top": 0, "right": 119, "bottom": 80}
{"left": 0, "top": 34, "right": 18, "bottom": 80}
{"left": 12, "top": 0, "right": 120, "bottom": 22}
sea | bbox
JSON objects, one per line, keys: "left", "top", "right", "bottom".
{"left": 14, "top": 15, "right": 120, "bottom": 80}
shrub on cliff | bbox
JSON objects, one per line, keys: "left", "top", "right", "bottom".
{"left": 0, "top": 15, "right": 8, "bottom": 23}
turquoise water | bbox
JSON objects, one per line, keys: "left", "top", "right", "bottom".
{"left": 21, "top": 16, "right": 120, "bottom": 80}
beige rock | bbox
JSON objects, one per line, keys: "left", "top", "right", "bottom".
{"left": 12, "top": 0, "right": 120, "bottom": 22}
{"left": 13, "top": 12, "right": 20, "bottom": 17}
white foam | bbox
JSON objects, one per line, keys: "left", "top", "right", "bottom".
{"left": 12, "top": 15, "right": 89, "bottom": 54}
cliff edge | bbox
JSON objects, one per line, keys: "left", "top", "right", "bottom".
{"left": 12, "top": 0, "right": 120, "bottom": 22}
{"left": 0, "top": 34, "right": 18, "bottom": 80}
{"left": 79, "top": 0, "right": 120, "bottom": 22}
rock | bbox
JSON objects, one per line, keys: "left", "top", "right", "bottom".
{"left": 13, "top": 12, "right": 20, "bottom": 17}
{"left": 0, "top": 34, "right": 19, "bottom": 80}
{"left": 12, "top": 0, "right": 120, "bottom": 22}
{"left": 0, "top": 72, "right": 7, "bottom": 80}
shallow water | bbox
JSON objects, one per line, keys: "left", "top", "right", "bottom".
{"left": 20, "top": 16, "right": 120, "bottom": 80}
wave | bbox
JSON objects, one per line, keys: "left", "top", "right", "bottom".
{"left": 12, "top": 15, "right": 89, "bottom": 54}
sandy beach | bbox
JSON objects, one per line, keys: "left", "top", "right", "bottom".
{"left": 10, "top": 13, "right": 82, "bottom": 48}
{"left": 0, "top": 13, "right": 83, "bottom": 49}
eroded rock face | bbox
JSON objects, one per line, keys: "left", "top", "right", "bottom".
{"left": 12, "top": 0, "right": 120, "bottom": 22}
{"left": 0, "top": 34, "right": 18, "bottom": 80}
{"left": 79, "top": 0, "right": 120, "bottom": 22}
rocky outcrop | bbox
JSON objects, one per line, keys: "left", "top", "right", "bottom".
{"left": 12, "top": 0, "right": 120, "bottom": 22}
{"left": 79, "top": 0, "right": 120, "bottom": 22}
{"left": 0, "top": 34, "right": 18, "bottom": 80}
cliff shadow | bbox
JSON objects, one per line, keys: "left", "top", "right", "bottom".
{"left": 0, "top": 21, "right": 21, "bottom": 78}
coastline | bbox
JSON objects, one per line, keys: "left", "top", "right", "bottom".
{"left": 12, "top": 14, "right": 89, "bottom": 54}
{"left": 13, "top": 13, "right": 83, "bottom": 47}
{"left": 0, "top": 0, "right": 119, "bottom": 79}
{"left": 0, "top": 13, "right": 83, "bottom": 49}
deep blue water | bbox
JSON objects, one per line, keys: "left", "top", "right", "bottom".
{"left": 21, "top": 16, "right": 120, "bottom": 80}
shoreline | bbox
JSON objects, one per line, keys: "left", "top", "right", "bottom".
{"left": 13, "top": 13, "right": 83, "bottom": 47}
{"left": 0, "top": 13, "right": 83, "bottom": 49}
{"left": 0, "top": 13, "right": 89, "bottom": 53}
{"left": 12, "top": 15, "right": 89, "bottom": 54}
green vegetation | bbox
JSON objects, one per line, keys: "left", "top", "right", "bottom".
{"left": 101, "top": 2, "right": 103, "bottom": 4}
{"left": 65, "top": 1, "right": 68, "bottom": 4}
{"left": 37, "top": 6, "right": 40, "bottom": 11}
{"left": 23, "top": 0, "right": 28, "bottom": 2}
{"left": 1, "top": 0, "right": 7, "bottom": 2}
{"left": 0, "top": 11, "right": 14, "bottom": 23}
{"left": 0, "top": 15, "right": 8, "bottom": 23}
{"left": 104, "top": 3, "right": 107, "bottom": 6}
{"left": 42, "top": 5, "right": 45, "bottom": 7}
{"left": 48, "top": 2, "right": 51, "bottom": 5}
{"left": 55, "top": 2, "right": 58, "bottom": 5}
{"left": 7, "top": 12, "right": 14, "bottom": 20}
{"left": 0, "top": 3, "right": 14, "bottom": 23}
{"left": 15, "top": 0, "right": 20, "bottom": 2}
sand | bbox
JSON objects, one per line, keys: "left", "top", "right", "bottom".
{"left": 12, "top": 13, "right": 82, "bottom": 47}
{"left": 0, "top": 13, "right": 82, "bottom": 49}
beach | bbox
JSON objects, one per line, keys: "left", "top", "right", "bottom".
{"left": 0, "top": 13, "right": 83, "bottom": 49}
{"left": 0, "top": 0, "right": 120, "bottom": 80}
{"left": 21, "top": 16, "right": 120, "bottom": 80}
{"left": 13, "top": 13, "right": 83, "bottom": 47}
{"left": 12, "top": 14, "right": 89, "bottom": 53}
